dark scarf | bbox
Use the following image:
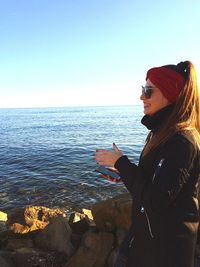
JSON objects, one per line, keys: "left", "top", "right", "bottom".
{"left": 141, "top": 104, "right": 174, "bottom": 132}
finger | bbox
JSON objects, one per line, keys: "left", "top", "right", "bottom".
{"left": 102, "top": 175, "right": 115, "bottom": 182}
{"left": 100, "top": 174, "right": 112, "bottom": 181}
{"left": 94, "top": 158, "right": 108, "bottom": 166}
{"left": 96, "top": 149, "right": 108, "bottom": 152}
{"left": 110, "top": 169, "right": 120, "bottom": 174}
{"left": 94, "top": 151, "right": 108, "bottom": 158}
{"left": 100, "top": 174, "right": 121, "bottom": 183}
{"left": 107, "top": 167, "right": 120, "bottom": 173}
{"left": 94, "top": 152, "right": 107, "bottom": 160}
{"left": 112, "top": 143, "right": 120, "bottom": 152}
{"left": 94, "top": 154, "right": 106, "bottom": 163}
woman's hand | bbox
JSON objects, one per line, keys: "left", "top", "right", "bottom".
{"left": 94, "top": 143, "right": 123, "bottom": 167}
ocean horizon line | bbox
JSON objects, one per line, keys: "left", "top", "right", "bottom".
{"left": 0, "top": 103, "right": 142, "bottom": 110}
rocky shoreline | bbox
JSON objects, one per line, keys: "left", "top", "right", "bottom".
{"left": 0, "top": 193, "right": 200, "bottom": 267}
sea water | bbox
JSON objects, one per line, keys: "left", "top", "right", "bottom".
{"left": 0, "top": 105, "right": 148, "bottom": 213}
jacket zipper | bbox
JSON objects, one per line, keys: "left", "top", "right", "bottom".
{"left": 129, "top": 236, "right": 135, "bottom": 248}
{"left": 152, "top": 158, "right": 165, "bottom": 184}
{"left": 139, "top": 159, "right": 165, "bottom": 239}
{"left": 141, "top": 207, "right": 154, "bottom": 238}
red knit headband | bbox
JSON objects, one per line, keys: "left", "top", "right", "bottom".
{"left": 146, "top": 67, "right": 186, "bottom": 102}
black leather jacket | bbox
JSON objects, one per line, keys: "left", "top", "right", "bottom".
{"left": 115, "top": 105, "right": 200, "bottom": 267}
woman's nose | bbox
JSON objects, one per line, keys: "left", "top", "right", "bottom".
{"left": 140, "top": 93, "right": 145, "bottom": 100}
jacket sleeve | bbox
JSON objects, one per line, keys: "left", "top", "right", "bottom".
{"left": 114, "top": 135, "right": 197, "bottom": 213}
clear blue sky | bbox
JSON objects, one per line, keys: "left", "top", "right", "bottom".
{"left": 0, "top": 0, "right": 200, "bottom": 108}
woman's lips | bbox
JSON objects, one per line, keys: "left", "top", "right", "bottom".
{"left": 143, "top": 103, "right": 150, "bottom": 109}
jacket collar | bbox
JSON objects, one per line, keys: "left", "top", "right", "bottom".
{"left": 141, "top": 104, "right": 174, "bottom": 131}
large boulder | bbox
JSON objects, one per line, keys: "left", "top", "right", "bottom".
{"left": 34, "top": 216, "right": 74, "bottom": 256}
{"left": 7, "top": 206, "right": 64, "bottom": 234}
{"left": 0, "top": 254, "right": 13, "bottom": 267}
{"left": 92, "top": 193, "right": 132, "bottom": 231}
{"left": 66, "top": 230, "right": 114, "bottom": 267}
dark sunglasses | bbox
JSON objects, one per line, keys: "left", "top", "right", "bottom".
{"left": 141, "top": 85, "right": 155, "bottom": 99}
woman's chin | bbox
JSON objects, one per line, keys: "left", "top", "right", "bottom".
{"left": 143, "top": 106, "right": 151, "bottom": 115}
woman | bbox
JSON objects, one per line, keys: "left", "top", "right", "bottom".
{"left": 94, "top": 61, "right": 200, "bottom": 267}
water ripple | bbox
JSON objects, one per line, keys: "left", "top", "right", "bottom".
{"left": 0, "top": 105, "right": 147, "bottom": 212}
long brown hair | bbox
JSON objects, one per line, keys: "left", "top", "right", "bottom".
{"left": 142, "top": 61, "right": 200, "bottom": 157}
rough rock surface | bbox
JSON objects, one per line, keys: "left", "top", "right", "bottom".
{"left": 92, "top": 193, "right": 132, "bottom": 231}
{"left": 1, "top": 193, "right": 200, "bottom": 267}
